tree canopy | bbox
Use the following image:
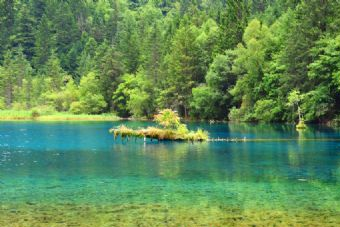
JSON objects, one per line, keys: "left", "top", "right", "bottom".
{"left": 0, "top": 0, "right": 340, "bottom": 123}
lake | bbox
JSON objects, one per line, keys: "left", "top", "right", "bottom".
{"left": 0, "top": 121, "right": 340, "bottom": 226}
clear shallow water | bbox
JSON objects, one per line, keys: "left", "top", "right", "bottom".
{"left": 0, "top": 121, "right": 340, "bottom": 226}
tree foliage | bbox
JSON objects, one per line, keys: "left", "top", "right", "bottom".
{"left": 0, "top": 0, "right": 339, "bottom": 123}
{"left": 154, "top": 109, "right": 180, "bottom": 129}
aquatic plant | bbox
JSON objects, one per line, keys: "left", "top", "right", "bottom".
{"left": 187, "top": 128, "right": 209, "bottom": 141}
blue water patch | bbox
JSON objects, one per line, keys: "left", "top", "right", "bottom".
{"left": 0, "top": 121, "right": 340, "bottom": 226}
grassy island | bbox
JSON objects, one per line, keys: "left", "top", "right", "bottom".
{"left": 110, "top": 109, "right": 208, "bottom": 141}
{"left": 110, "top": 125, "right": 208, "bottom": 141}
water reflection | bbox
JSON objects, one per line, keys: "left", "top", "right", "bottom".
{"left": 1, "top": 122, "right": 340, "bottom": 226}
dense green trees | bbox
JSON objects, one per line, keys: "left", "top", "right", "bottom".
{"left": 1, "top": 0, "right": 340, "bottom": 123}
{"left": 191, "top": 51, "right": 237, "bottom": 119}
{"left": 112, "top": 72, "right": 155, "bottom": 117}
{"left": 76, "top": 72, "right": 107, "bottom": 114}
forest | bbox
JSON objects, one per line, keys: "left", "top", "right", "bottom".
{"left": 0, "top": 0, "right": 340, "bottom": 123}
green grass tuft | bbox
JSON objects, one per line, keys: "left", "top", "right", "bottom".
{"left": 0, "top": 110, "right": 120, "bottom": 121}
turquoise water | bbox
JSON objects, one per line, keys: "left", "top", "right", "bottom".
{"left": 1, "top": 121, "right": 340, "bottom": 226}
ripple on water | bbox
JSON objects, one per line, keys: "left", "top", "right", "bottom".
{"left": 0, "top": 122, "right": 340, "bottom": 226}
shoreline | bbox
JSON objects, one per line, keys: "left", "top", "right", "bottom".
{"left": 0, "top": 117, "right": 121, "bottom": 121}
{"left": 0, "top": 116, "right": 334, "bottom": 126}
{"left": 0, "top": 111, "right": 337, "bottom": 127}
{"left": 0, "top": 110, "right": 121, "bottom": 122}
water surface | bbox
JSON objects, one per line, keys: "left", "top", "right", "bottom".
{"left": 0, "top": 121, "right": 340, "bottom": 226}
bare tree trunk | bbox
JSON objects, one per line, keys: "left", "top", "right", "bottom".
{"left": 6, "top": 83, "right": 12, "bottom": 108}
{"left": 297, "top": 106, "right": 302, "bottom": 122}
{"left": 184, "top": 106, "right": 188, "bottom": 119}
{"left": 26, "top": 79, "right": 31, "bottom": 109}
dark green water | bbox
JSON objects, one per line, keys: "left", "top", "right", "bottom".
{"left": 0, "top": 121, "right": 340, "bottom": 227}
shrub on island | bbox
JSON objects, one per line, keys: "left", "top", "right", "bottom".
{"left": 110, "top": 109, "right": 208, "bottom": 141}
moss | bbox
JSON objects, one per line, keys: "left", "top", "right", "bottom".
{"left": 1, "top": 203, "right": 339, "bottom": 227}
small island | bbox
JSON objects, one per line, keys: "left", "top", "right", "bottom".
{"left": 110, "top": 109, "right": 208, "bottom": 141}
